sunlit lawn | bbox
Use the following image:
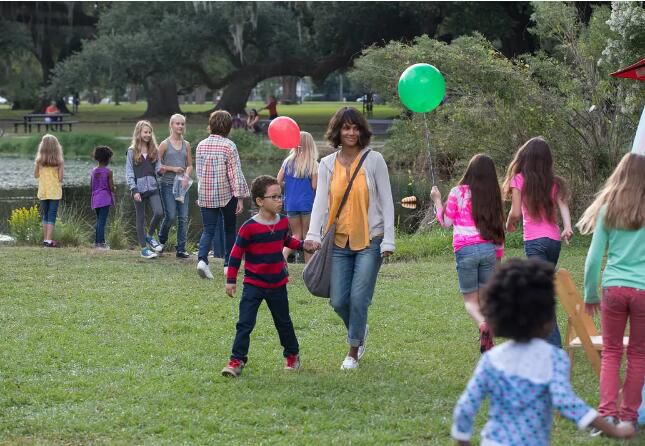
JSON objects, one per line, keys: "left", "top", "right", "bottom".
{"left": 0, "top": 246, "right": 615, "bottom": 444}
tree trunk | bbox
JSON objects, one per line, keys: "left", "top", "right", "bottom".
{"left": 143, "top": 75, "right": 182, "bottom": 118}
{"left": 282, "top": 76, "right": 299, "bottom": 104}
{"left": 214, "top": 73, "right": 259, "bottom": 114}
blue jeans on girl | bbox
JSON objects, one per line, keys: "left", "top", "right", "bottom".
{"left": 159, "top": 183, "right": 189, "bottom": 252}
{"left": 197, "top": 206, "right": 225, "bottom": 264}
{"left": 330, "top": 236, "right": 383, "bottom": 347}
{"left": 525, "top": 237, "right": 562, "bottom": 347}
{"left": 95, "top": 206, "right": 110, "bottom": 244}
{"left": 40, "top": 199, "right": 59, "bottom": 225}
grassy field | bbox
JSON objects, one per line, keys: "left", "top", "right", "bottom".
{"left": 0, "top": 101, "right": 400, "bottom": 139}
{"left": 0, "top": 246, "right": 618, "bottom": 445}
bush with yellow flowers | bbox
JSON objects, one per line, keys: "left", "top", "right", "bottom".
{"left": 8, "top": 205, "right": 42, "bottom": 244}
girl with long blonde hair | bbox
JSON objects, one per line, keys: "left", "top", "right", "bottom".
{"left": 158, "top": 114, "right": 193, "bottom": 258}
{"left": 277, "top": 131, "right": 319, "bottom": 263}
{"left": 34, "top": 134, "right": 64, "bottom": 247}
{"left": 577, "top": 153, "right": 645, "bottom": 432}
{"left": 125, "top": 120, "right": 164, "bottom": 259}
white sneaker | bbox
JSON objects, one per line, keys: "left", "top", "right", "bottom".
{"left": 358, "top": 324, "right": 369, "bottom": 361}
{"left": 197, "top": 260, "right": 213, "bottom": 280}
{"left": 340, "top": 356, "right": 359, "bottom": 370}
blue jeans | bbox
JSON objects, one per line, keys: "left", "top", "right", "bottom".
{"left": 211, "top": 197, "right": 237, "bottom": 266}
{"left": 159, "top": 183, "right": 189, "bottom": 252}
{"left": 330, "top": 236, "right": 383, "bottom": 347}
{"left": 94, "top": 206, "right": 110, "bottom": 244}
{"left": 230, "top": 284, "right": 299, "bottom": 363}
{"left": 198, "top": 207, "right": 225, "bottom": 264}
{"left": 455, "top": 243, "right": 496, "bottom": 294}
{"left": 525, "top": 237, "right": 562, "bottom": 347}
{"left": 40, "top": 199, "right": 59, "bottom": 225}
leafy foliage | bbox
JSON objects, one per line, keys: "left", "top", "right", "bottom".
{"left": 8, "top": 205, "right": 41, "bottom": 244}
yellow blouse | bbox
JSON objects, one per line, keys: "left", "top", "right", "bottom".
{"left": 37, "top": 166, "right": 62, "bottom": 200}
{"left": 326, "top": 156, "right": 370, "bottom": 250}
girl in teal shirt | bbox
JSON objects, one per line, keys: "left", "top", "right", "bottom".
{"left": 577, "top": 152, "right": 645, "bottom": 432}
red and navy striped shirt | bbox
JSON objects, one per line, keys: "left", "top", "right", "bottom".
{"left": 226, "top": 215, "right": 303, "bottom": 288}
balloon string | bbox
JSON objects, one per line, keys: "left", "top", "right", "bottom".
{"left": 423, "top": 113, "right": 436, "bottom": 186}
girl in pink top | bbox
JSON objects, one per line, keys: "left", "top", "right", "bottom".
{"left": 502, "top": 136, "right": 572, "bottom": 347}
{"left": 431, "top": 154, "right": 505, "bottom": 354}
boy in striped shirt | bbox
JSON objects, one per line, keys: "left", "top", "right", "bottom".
{"left": 222, "top": 175, "right": 305, "bottom": 377}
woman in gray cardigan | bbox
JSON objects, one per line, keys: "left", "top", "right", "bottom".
{"left": 305, "top": 107, "right": 395, "bottom": 370}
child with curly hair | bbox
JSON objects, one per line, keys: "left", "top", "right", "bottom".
{"left": 451, "top": 258, "right": 635, "bottom": 445}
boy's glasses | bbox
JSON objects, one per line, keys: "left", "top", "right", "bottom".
{"left": 263, "top": 195, "right": 283, "bottom": 201}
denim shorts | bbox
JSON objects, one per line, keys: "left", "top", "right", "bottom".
{"left": 286, "top": 210, "right": 311, "bottom": 217}
{"left": 524, "top": 237, "right": 561, "bottom": 265}
{"left": 455, "top": 243, "right": 496, "bottom": 294}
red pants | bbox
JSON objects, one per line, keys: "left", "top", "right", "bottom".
{"left": 599, "top": 286, "right": 645, "bottom": 421}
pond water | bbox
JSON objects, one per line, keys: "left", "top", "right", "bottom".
{"left": 0, "top": 156, "right": 431, "bottom": 242}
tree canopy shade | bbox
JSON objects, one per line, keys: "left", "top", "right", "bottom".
{"left": 46, "top": 1, "right": 537, "bottom": 117}
{"left": 0, "top": 2, "right": 99, "bottom": 110}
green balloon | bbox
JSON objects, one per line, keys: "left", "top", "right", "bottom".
{"left": 398, "top": 63, "right": 446, "bottom": 113}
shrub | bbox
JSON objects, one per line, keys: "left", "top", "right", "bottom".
{"left": 106, "top": 202, "right": 133, "bottom": 250}
{"left": 54, "top": 203, "right": 92, "bottom": 246}
{"left": 0, "top": 133, "right": 124, "bottom": 159}
{"left": 8, "top": 205, "right": 41, "bottom": 244}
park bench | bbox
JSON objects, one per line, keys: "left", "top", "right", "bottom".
{"left": 368, "top": 119, "right": 394, "bottom": 136}
{"left": 14, "top": 113, "right": 80, "bottom": 133}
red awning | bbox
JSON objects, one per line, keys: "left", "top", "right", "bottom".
{"left": 610, "top": 59, "right": 645, "bottom": 81}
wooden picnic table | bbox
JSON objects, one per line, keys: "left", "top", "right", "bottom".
{"left": 13, "top": 113, "right": 80, "bottom": 133}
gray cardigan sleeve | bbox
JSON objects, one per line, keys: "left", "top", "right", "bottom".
{"left": 125, "top": 149, "right": 137, "bottom": 193}
{"left": 305, "top": 158, "right": 332, "bottom": 244}
{"left": 374, "top": 152, "right": 396, "bottom": 253}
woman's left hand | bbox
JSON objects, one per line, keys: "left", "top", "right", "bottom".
{"left": 381, "top": 251, "right": 393, "bottom": 258}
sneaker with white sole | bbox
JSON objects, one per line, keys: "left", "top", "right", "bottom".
{"left": 197, "top": 260, "right": 214, "bottom": 280}
{"left": 284, "top": 354, "right": 300, "bottom": 371}
{"left": 340, "top": 356, "right": 359, "bottom": 370}
{"left": 357, "top": 324, "right": 369, "bottom": 361}
{"left": 140, "top": 247, "right": 158, "bottom": 259}
{"left": 145, "top": 236, "right": 163, "bottom": 253}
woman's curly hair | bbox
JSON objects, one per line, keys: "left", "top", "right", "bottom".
{"left": 482, "top": 258, "right": 555, "bottom": 342}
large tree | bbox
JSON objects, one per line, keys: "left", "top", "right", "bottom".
{"left": 48, "top": 1, "right": 538, "bottom": 116}
{"left": 0, "top": 2, "right": 98, "bottom": 110}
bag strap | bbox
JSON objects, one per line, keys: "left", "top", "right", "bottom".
{"left": 334, "top": 149, "right": 371, "bottom": 221}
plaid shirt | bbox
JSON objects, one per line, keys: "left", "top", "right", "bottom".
{"left": 196, "top": 134, "right": 249, "bottom": 208}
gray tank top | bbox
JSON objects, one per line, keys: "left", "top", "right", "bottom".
{"left": 161, "top": 139, "right": 187, "bottom": 184}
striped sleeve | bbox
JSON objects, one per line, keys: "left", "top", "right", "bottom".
{"left": 226, "top": 223, "right": 251, "bottom": 285}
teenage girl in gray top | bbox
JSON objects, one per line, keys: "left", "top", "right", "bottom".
{"left": 158, "top": 114, "right": 193, "bottom": 258}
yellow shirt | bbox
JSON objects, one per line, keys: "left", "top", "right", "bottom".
{"left": 326, "top": 156, "right": 370, "bottom": 250}
{"left": 37, "top": 166, "right": 62, "bottom": 200}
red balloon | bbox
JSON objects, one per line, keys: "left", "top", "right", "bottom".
{"left": 268, "top": 116, "right": 300, "bottom": 149}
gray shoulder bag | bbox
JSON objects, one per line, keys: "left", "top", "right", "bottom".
{"left": 303, "top": 149, "right": 371, "bottom": 298}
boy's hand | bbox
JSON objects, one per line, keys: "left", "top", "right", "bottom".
{"left": 304, "top": 240, "right": 320, "bottom": 252}
{"left": 226, "top": 284, "right": 236, "bottom": 297}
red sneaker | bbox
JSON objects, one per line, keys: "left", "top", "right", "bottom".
{"left": 284, "top": 354, "right": 300, "bottom": 371}
{"left": 479, "top": 322, "right": 495, "bottom": 353}
{"left": 221, "top": 358, "right": 245, "bottom": 377}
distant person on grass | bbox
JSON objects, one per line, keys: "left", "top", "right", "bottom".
{"left": 277, "top": 131, "right": 318, "bottom": 263}
{"left": 221, "top": 175, "right": 304, "bottom": 378}
{"left": 305, "top": 107, "right": 395, "bottom": 371}
{"left": 431, "top": 154, "right": 505, "bottom": 354}
{"left": 34, "top": 134, "right": 64, "bottom": 248}
{"left": 158, "top": 114, "right": 193, "bottom": 259}
{"left": 125, "top": 120, "right": 164, "bottom": 259}
{"left": 195, "top": 110, "right": 249, "bottom": 280}
{"left": 259, "top": 95, "right": 278, "bottom": 120}
{"left": 45, "top": 101, "right": 59, "bottom": 115}
{"left": 246, "top": 108, "right": 260, "bottom": 133}
{"left": 90, "top": 145, "right": 116, "bottom": 250}
{"left": 451, "top": 259, "right": 636, "bottom": 446}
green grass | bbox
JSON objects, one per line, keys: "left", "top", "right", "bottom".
{"left": 0, "top": 101, "right": 400, "bottom": 139}
{"left": 0, "top": 246, "right": 615, "bottom": 444}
